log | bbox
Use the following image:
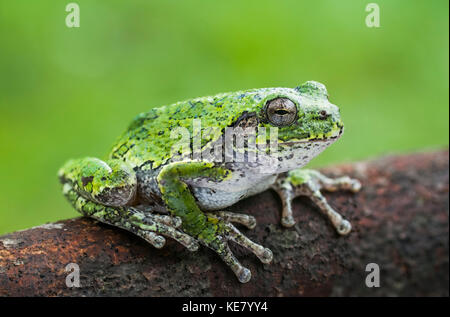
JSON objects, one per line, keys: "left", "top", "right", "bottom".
{"left": 0, "top": 150, "right": 448, "bottom": 296}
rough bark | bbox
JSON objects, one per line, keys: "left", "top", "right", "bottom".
{"left": 0, "top": 150, "right": 448, "bottom": 296}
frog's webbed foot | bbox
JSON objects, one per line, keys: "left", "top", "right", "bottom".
{"left": 271, "top": 169, "right": 361, "bottom": 235}
{"left": 205, "top": 213, "right": 273, "bottom": 283}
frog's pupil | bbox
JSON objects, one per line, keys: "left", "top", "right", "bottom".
{"left": 275, "top": 110, "right": 289, "bottom": 115}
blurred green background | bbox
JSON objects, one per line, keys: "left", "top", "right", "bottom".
{"left": 0, "top": 0, "right": 448, "bottom": 234}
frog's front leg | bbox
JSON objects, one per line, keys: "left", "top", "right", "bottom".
{"left": 157, "top": 161, "right": 272, "bottom": 283}
{"left": 271, "top": 169, "right": 361, "bottom": 235}
{"left": 58, "top": 157, "right": 199, "bottom": 251}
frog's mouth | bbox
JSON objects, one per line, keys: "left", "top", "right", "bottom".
{"left": 279, "top": 127, "right": 343, "bottom": 146}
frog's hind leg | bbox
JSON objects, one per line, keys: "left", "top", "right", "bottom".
{"left": 59, "top": 157, "right": 199, "bottom": 251}
{"left": 62, "top": 182, "right": 198, "bottom": 250}
{"left": 272, "top": 169, "right": 361, "bottom": 235}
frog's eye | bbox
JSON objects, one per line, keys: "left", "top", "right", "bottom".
{"left": 266, "top": 98, "right": 297, "bottom": 127}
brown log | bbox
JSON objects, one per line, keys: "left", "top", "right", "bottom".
{"left": 0, "top": 150, "right": 448, "bottom": 296}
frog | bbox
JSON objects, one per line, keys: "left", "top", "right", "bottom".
{"left": 58, "top": 81, "right": 361, "bottom": 283}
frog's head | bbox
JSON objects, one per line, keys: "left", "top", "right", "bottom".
{"left": 229, "top": 81, "right": 344, "bottom": 172}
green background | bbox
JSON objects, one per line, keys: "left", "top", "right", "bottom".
{"left": 0, "top": 0, "right": 448, "bottom": 234}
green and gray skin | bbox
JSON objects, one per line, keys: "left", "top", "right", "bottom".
{"left": 59, "top": 81, "right": 361, "bottom": 283}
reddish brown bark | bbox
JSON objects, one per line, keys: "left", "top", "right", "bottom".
{"left": 0, "top": 150, "right": 448, "bottom": 296}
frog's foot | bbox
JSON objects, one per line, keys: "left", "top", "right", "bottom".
{"left": 272, "top": 169, "right": 361, "bottom": 235}
{"left": 128, "top": 208, "right": 199, "bottom": 251}
{"left": 205, "top": 214, "right": 273, "bottom": 283}
{"left": 212, "top": 211, "right": 257, "bottom": 229}
{"left": 125, "top": 213, "right": 183, "bottom": 249}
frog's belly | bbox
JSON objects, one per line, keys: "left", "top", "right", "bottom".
{"left": 191, "top": 175, "right": 277, "bottom": 211}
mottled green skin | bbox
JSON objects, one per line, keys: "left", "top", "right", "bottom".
{"left": 286, "top": 169, "right": 314, "bottom": 186}
{"left": 109, "top": 81, "right": 342, "bottom": 170}
{"left": 60, "top": 158, "right": 136, "bottom": 204}
{"left": 59, "top": 81, "right": 352, "bottom": 283}
{"left": 157, "top": 161, "right": 231, "bottom": 243}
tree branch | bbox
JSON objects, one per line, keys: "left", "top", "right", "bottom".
{"left": 0, "top": 150, "right": 448, "bottom": 296}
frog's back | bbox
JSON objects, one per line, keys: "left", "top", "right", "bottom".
{"left": 108, "top": 89, "right": 266, "bottom": 170}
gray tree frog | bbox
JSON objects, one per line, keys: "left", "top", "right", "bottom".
{"left": 58, "top": 81, "right": 361, "bottom": 283}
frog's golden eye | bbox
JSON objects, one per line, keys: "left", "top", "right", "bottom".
{"left": 266, "top": 98, "right": 297, "bottom": 127}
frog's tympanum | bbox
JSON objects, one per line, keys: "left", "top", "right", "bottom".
{"left": 59, "top": 81, "right": 361, "bottom": 283}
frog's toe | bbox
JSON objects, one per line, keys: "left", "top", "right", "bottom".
{"left": 138, "top": 230, "right": 166, "bottom": 249}
{"left": 281, "top": 214, "right": 296, "bottom": 228}
{"left": 126, "top": 208, "right": 201, "bottom": 251}
{"left": 336, "top": 219, "right": 352, "bottom": 235}
{"left": 212, "top": 240, "right": 253, "bottom": 283}
{"left": 237, "top": 267, "right": 252, "bottom": 283}
{"left": 152, "top": 235, "right": 166, "bottom": 248}
{"left": 258, "top": 248, "right": 273, "bottom": 264}
{"left": 318, "top": 174, "right": 362, "bottom": 193}
{"left": 153, "top": 214, "right": 183, "bottom": 228}
{"left": 174, "top": 232, "right": 199, "bottom": 252}
{"left": 204, "top": 216, "right": 272, "bottom": 282}
{"left": 245, "top": 215, "right": 257, "bottom": 230}
{"left": 186, "top": 240, "right": 200, "bottom": 252}
{"left": 137, "top": 225, "right": 200, "bottom": 251}
{"left": 350, "top": 179, "right": 362, "bottom": 192}
{"left": 171, "top": 216, "right": 183, "bottom": 228}
{"left": 213, "top": 211, "right": 257, "bottom": 230}
{"left": 223, "top": 221, "right": 273, "bottom": 265}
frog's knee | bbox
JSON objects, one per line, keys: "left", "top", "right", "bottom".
{"left": 59, "top": 157, "right": 137, "bottom": 206}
